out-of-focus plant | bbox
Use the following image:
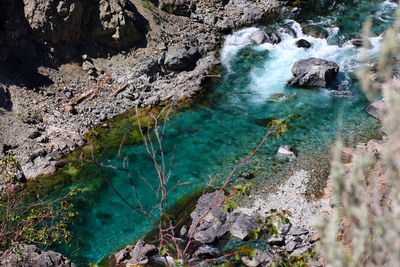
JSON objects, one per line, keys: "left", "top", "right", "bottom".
{"left": 317, "top": 5, "right": 400, "bottom": 267}
{"left": 0, "top": 187, "right": 80, "bottom": 262}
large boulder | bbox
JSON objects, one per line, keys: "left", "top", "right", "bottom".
{"left": 250, "top": 30, "right": 267, "bottom": 44}
{"left": 163, "top": 46, "right": 200, "bottom": 71}
{"left": 295, "top": 39, "right": 311, "bottom": 48}
{"left": 365, "top": 99, "right": 385, "bottom": 122}
{"left": 188, "top": 192, "right": 227, "bottom": 243}
{"left": 90, "top": 0, "right": 147, "bottom": 49}
{"left": 188, "top": 192, "right": 258, "bottom": 243}
{"left": 1, "top": 244, "right": 77, "bottom": 267}
{"left": 23, "top": 0, "right": 84, "bottom": 43}
{"left": 288, "top": 57, "right": 339, "bottom": 88}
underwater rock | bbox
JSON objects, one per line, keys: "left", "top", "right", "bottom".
{"left": 240, "top": 171, "right": 255, "bottom": 179}
{"left": 365, "top": 99, "right": 385, "bottom": 122}
{"left": 288, "top": 57, "right": 339, "bottom": 88}
{"left": 276, "top": 145, "right": 296, "bottom": 162}
{"left": 295, "top": 39, "right": 311, "bottom": 48}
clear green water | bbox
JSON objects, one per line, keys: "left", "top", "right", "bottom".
{"left": 44, "top": 1, "right": 396, "bottom": 265}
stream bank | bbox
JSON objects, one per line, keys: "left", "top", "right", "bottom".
{"left": 0, "top": 0, "right": 396, "bottom": 266}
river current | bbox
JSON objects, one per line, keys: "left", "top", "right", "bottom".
{"left": 45, "top": 0, "right": 397, "bottom": 264}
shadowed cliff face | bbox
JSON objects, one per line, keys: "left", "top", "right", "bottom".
{"left": 0, "top": 0, "right": 28, "bottom": 61}
{"left": 1, "top": 0, "right": 149, "bottom": 64}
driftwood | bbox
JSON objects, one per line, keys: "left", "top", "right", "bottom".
{"left": 112, "top": 82, "right": 130, "bottom": 96}
{"left": 64, "top": 75, "right": 112, "bottom": 112}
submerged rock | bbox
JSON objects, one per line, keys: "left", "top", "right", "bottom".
{"left": 365, "top": 99, "right": 385, "bottom": 122}
{"left": 276, "top": 145, "right": 296, "bottom": 162}
{"left": 240, "top": 171, "right": 255, "bottom": 180}
{"left": 295, "top": 39, "right": 311, "bottom": 48}
{"left": 288, "top": 57, "right": 339, "bottom": 88}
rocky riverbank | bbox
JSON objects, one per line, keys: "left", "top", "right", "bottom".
{"left": 0, "top": 0, "right": 306, "bottom": 191}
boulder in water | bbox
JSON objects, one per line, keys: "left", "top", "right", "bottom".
{"left": 250, "top": 30, "right": 267, "bottom": 44}
{"left": 276, "top": 145, "right": 296, "bottom": 162}
{"left": 351, "top": 38, "right": 371, "bottom": 48}
{"left": 303, "top": 25, "right": 328, "bottom": 39}
{"left": 365, "top": 99, "right": 385, "bottom": 122}
{"left": 295, "top": 39, "right": 311, "bottom": 48}
{"left": 288, "top": 57, "right": 339, "bottom": 88}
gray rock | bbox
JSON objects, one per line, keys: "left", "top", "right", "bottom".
{"left": 288, "top": 57, "right": 339, "bottom": 88}
{"left": 295, "top": 39, "right": 311, "bottom": 48}
{"left": 279, "top": 223, "right": 292, "bottom": 235}
{"left": 193, "top": 245, "right": 220, "bottom": 259}
{"left": 114, "top": 245, "right": 134, "bottom": 264}
{"left": 126, "top": 240, "right": 157, "bottom": 265}
{"left": 267, "top": 236, "right": 285, "bottom": 246}
{"left": 250, "top": 30, "right": 267, "bottom": 44}
{"left": 23, "top": 0, "right": 84, "bottom": 43}
{"left": 0, "top": 244, "right": 77, "bottom": 267}
{"left": 291, "top": 245, "right": 312, "bottom": 256}
{"left": 290, "top": 226, "right": 309, "bottom": 236}
{"left": 241, "top": 249, "right": 273, "bottom": 267}
{"left": 164, "top": 46, "right": 199, "bottom": 71}
{"left": 226, "top": 210, "right": 258, "bottom": 239}
{"left": 303, "top": 25, "right": 329, "bottom": 39}
{"left": 276, "top": 145, "right": 296, "bottom": 162}
{"left": 286, "top": 241, "right": 297, "bottom": 253}
{"left": 188, "top": 192, "right": 227, "bottom": 243}
{"left": 365, "top": 99, "right": 385, "bottom": 122}
{"left": 268, "top": 31, "right": 281, "bottom": 44}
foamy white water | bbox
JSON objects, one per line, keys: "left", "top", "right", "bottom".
{"left": 220, "top": 17, "right": 389, "bottom": 102}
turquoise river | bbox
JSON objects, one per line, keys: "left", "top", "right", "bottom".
{"left": 39, "top": 0, "right": 397, "bottom": 265}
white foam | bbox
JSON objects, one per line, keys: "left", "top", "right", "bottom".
{"left": 220, "top": 18, "right": 387, "bottom": 102}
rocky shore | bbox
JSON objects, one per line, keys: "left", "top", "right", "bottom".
{"left": 0, "top": 0, "right": 305, "bottom": 189}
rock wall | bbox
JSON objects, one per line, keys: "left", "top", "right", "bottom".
{"left": 1, "top": 0, "right": 149, "bottom": 62}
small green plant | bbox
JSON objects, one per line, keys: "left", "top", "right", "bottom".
{"left": 0, "top": 187, "right": 81, "bottom": 261}
{"left": 249, "top": 209, "right": 292, "bottom": 240}
{"left": 222, "top": 182, "right": 252, "bottom": 212}
{"left": 0, "top": 152, "right": 19, "bottom": 182}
